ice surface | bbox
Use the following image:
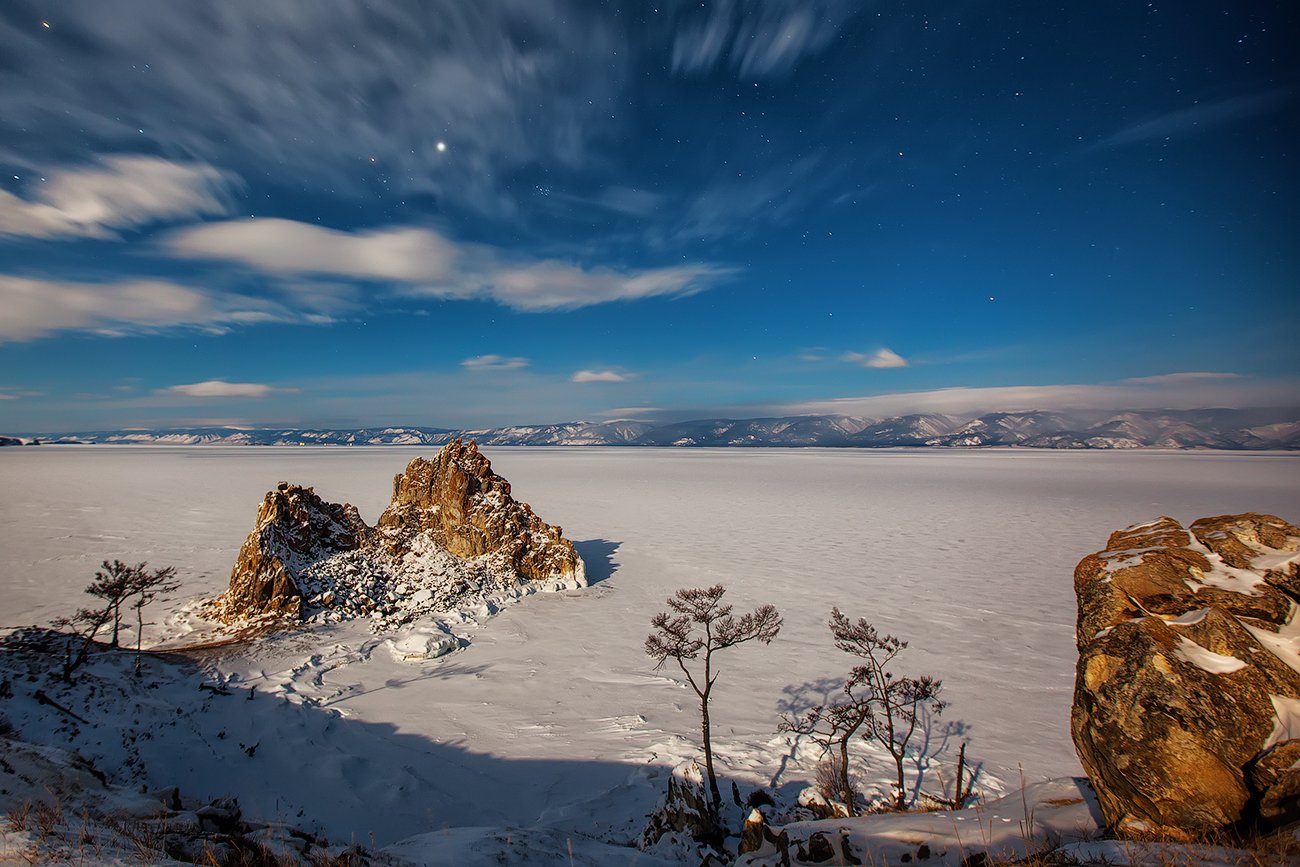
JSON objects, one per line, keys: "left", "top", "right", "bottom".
{"left": 2, "top": 445, "right": 1299, "bottom": 851}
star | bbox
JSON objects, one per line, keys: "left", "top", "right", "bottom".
{"left": 436, "top": 141, "right": 448, "bottom": 153}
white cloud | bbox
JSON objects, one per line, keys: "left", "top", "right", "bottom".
{"left": 0, "top": 275, "right": 291, "bottom": 341}
{"left": 166, "top": 219, "right": 458, "bottom": 282}
{"left": 774, "top": 377, "right": 1293, "bottom": 417}
{"left": 162, "top": 380, "right": 285, "bottom": 398}
{"left": 0, "top": 156, "right": 234, "bottom": 239}
{"left": 572, "top": 370, "right": 630, "bottom": 383}
{"left": 165, "top": 217, "right": 732, "bottom": 312}
{"left": 1122, "top": 372, "right": 1241, "bottom": 385}
{"left": 597, "top": 406, "right": 660, "bottom": 418}
{"left": 461, "top": 354, "right": 530, "bottom": 371}
{"left": 841, "top": 348, "right": 908, "bottom": 369}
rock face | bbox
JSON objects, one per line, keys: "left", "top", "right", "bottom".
{"left": 376, "top": 439, "right": 585, "bottom": 584}
{"left": 1071, "top": 512, "right": 1300, "bottom": 838}
{"left": 220, "top": 483, "right": 368, "bottom": 620}
{"left": 218, "top": 440, "right": 585, "bottom": 622}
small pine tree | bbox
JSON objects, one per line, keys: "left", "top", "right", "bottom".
{"left": 645, "top": 584, "right": 782, "bottom": 817}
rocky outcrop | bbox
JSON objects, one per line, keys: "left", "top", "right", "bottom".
{"left": 218, "top": 440, "right": 585, "bottom": 623}
{"left": 219, "top": 483, "right": 368, "bottom": 620}
{"left": 1071, "top": 513, "right": 1300, "bottom": 838}
{"left": 376, "top": 439, "right": 585, "bottom": 585}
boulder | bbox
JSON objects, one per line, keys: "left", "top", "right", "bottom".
{"left": 219, "top": 441, "right": 584, "bottom": 622}
{"left": 376, "top": 439, "right": 585, "bottom": 585}
{"left": 1071, "top": 513, "right": 1300, "bottom": 838}
{"left": 640, "top": 760, "right": 722, "bottom": 852}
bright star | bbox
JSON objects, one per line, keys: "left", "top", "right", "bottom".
{"left": 436, "top": 141, "right": 447, "bottom": 153}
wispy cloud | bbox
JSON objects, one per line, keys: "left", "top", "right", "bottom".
{"left": 841, "top": 348, "right": 909, "bottom": 369}
{"left": 671, "top": 0, "right": 856, "bottom": 77}
{"left": 773, "top": 375, "right": 1294, "bottom": 417}
{"left": 1090, "top": 88, "right": 1293, "bottom": 150}
{"left": 461, "top": 354, "right": 530, "bottom": 371}
{"left": 1122, "top": 371, "right": 1241, "bottom": 385}
{"left": 162, "top": 380, "right": 289, "bottom": 398}
{"left": 166, "top": 217, "right": 733, "bottom": 311}
{"left": 0, "top": 275, "right": 293, "bottom": 341}
{"left": 572, "top": 369, "right": 631, "bottom": 383}
{"left": 0, "top": 156, "right": 234, "bottom": 239}
{"left": 0, "top": 3, "right": 624, "bottom": 217}
{"left": 597, "top": 406, "right": 660, "bottom": 418}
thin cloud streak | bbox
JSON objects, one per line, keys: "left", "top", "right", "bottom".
{"left": 772, "top": 377, "right": 1297, "bottom": 418}
{"left": 670, "top": 0, "right": 856, "bottom": 77}
{"left": 461, "top": 354, "right": 530, "bottom": 371}
{"left": 1090, "top": 88, "right": 1293, "bottom": 150}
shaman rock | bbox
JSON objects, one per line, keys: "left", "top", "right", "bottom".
{"left": 219, "top": 441, "right": 585, "bottom": 622}
{"left": 376, "top": 439, "right": 585, "bottom": 585}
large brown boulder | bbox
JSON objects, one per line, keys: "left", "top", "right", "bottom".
{"left": 376, "top": 439, "right": 585, "bottom": 585}
{"left": 1071, "top": 513, "right": 1300, "bottom": 838}
{"left": 218, "top": 441, "right": 584, "bottom": 622}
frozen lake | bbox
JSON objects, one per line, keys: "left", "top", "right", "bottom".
{"left": 2, "top": 445, "right": 1298, "bottom": 841}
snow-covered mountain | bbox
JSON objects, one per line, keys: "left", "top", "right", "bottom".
{"left": 12, "top": 408, "right": 1300, "bottom": 449}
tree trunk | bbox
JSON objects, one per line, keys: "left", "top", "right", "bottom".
{"left": 893, "top": 750, "right": 907, "bottom": 810}
{"left": 134, "top": 606, "right": 144, "bottom": 675}
{"left": 701, "top": 696, "right": 721, "bottom": 814}
{"left": 837, "top": 738, "right": 856, "bottom": 816}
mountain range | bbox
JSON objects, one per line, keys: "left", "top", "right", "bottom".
{"left": 7, "top": 408, "right": 1300, "bottom": 450}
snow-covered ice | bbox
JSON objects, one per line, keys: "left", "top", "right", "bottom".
{"left": 2, "top": 445, "right": 1299, "bottom": 854}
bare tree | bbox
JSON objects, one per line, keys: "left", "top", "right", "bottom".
{"left": 85, "top": 560, "right": 137, "bottom": 647}
{"left": 126, "top": 565, "right": 179, "bottom": 674}
{"left": 779, "top": 670, "right": 875, "bottom": 815}
{"left": 828, "top": 607, "right": 946, "bottom": 810}
{"left": 50, "top": 561, "right": 180, "bottom": 681}
{"left": 50, "top": 606, "right": 113, "bottom": 682}
{"left": 645, "top": 585, "right": 782, "bottom": 816}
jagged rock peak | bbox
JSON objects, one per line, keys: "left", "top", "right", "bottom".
{"left": 1070, "top": 512, "right": 1300, "bottom": 838}
{"left": 217, "top": 441, "right": 585, "bottom": 624}
{"left": 377, "top": 439, "right": 585, "bottom": 585}
{"left": 217, "top": 482, "right": 368, "bottom": 622}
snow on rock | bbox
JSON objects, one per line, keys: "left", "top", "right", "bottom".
{"left": 376, "top": 438, "right": 586, "bottom": 586}
{"left": 738, "top": 778, "right": 1103, "bottom": 867}
{"left": 1072, "top": 512, "right": 1300, "bottom": 838}
{"left": 213, "top": 439, "right": 586, "bottom": 627}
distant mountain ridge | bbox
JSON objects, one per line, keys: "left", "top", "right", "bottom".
{"left": 8, "top": 408, "right": 1300, "bottom": 449}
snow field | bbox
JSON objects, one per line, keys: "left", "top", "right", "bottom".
{"left": 2, "top": 445, "right": 1299, "bottom": 850}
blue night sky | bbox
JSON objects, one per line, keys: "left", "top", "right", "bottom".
{"left": 1, "top": 1, "right": 1297, "bottom": 431}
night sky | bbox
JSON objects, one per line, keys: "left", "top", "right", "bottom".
{"left": 1, "top": 2, "right": 1296, "bottom": 430}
